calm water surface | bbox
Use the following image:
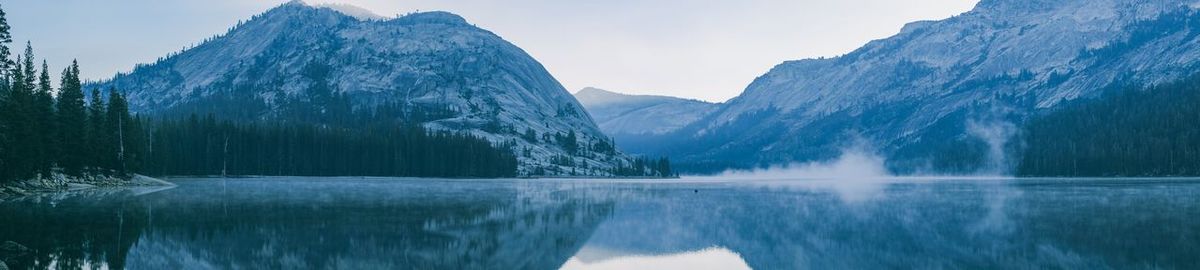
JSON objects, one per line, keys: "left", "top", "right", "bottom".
{"left": 1, "top": 177, "right": 1199, "bottom": 269}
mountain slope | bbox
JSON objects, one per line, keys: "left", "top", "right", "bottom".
{"left": 652, "top": 0, "right": 1200, "bottom": 173}
{"left": 574, "top": 87, "right": 717, "bottom": 136}
{"left": 1019, "top": 73, "right": 1200, "bottom": 177}
{"left": 88, "top": 2, "right": 626, "bottom": 176}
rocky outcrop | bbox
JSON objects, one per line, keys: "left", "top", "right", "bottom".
{"left": 0, "top": 173, "right": 173, "bottom": 200}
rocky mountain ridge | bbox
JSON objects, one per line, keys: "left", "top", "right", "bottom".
{"left": 642, "top": 0, "right": 1200, "bottom": 173}
{"left": 87, "top": 2, "right": 630, "bottom": 176}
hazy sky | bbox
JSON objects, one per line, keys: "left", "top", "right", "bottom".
{"left": 4, "top": 0, "right": 978, "bottom": 102}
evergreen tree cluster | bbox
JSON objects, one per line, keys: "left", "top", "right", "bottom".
{"left": 143, "top": 115, "right": 518, "bottom": 178}
{"left": 533, "top": 128, "right": 671, "bottom": 177}
{"left": 0, "top": 54, "right": 140, "bottom": 182}
{"left": 555, "top": 130, "right": 578, "bottom": 154}
{"left": 0, "top": 6, "right": 143, "bottom": 183}
{"left": 612, "top": 156, "right": 674, "bottom": 178}
{"left": 1019, "top": 74, "right": 1200, "bottom": 176}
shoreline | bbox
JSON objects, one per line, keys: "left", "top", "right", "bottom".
{"left": 0, "top": 174, "right": 175, "bottom": 201}
{"left": 160, "top": 175, "right": 681, "bottom": 180}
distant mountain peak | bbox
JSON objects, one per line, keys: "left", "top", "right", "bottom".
{"left": 397, "top": 11, "right": 470, "bottom": 25}
{"left": 275, "top": 1, "right": 386, "bottom": 21}
{"left": 575, "top": 87, "right": 713, "bottom": 107}
{"left": 275, "top": 2, "right": 465, "bottom": 24}
{"left": 316, "top": 3, "right": 386, "bottom": 21}
{"left": 575, "top": 87, "right": 718, "bottom": 136}
{"left": 576, "top": 87, "right": 617, "bottom": 96}
{"left": 574, "top": 87, "right": 626, "bottom": 105}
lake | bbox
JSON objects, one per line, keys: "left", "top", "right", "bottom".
{"left": 1, "top": 177, "right": 1199, "bottom": 269}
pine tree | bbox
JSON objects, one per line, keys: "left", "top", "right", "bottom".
{"left": 523, "top": 128, "right": 537, "bottom": 143}
{"left": 1, "top": 54, "right": 34, "bottom": 180}
{"left": 569, "top": 131, "right": 578, "bottom": 154}
{"left": 658, "top": 158, "right": 672, "bottom": 177}
{"left": 106, "top": 89, "right": 134, "bottom": 175}
{"left": 0, "top": 4, "right": 12, "bottom": 77}
{"left": 126, "top": 115, "right": 147, "bottom": 174}
{"left": 0, "top": 4, "right": 11, "bottom": 182}
{"left": 20, "top": 42, "right": 33, "bottom": 91}
{"left": 0, "top": 61, "right": 20, "bottom": 181}
{"left": 87, "top": 89, "right": 110, "bottom": 174}
{"left": 32, "top": 60, "right": 56, "bottom": 176}
{"left": 57, "top": 61, "right": 87, "bottom": 176}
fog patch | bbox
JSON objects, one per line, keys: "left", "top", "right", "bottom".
{"left": 720, "top": 149, "right": 890, "bottom": 181}
{"left": 966, "top": 119, "right": 1020, "bottom": 176}
{"left": 719, "top": 146, "right": 892, "bottom": 203}
{"left": 962, "top": 116, "right": 1025, "bottom": 236}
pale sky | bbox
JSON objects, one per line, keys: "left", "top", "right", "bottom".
{"left": 4, "top": 0, "right": 978, "bottom": 102}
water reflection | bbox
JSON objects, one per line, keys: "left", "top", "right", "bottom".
{"left": 1, "top": 178, "right": 1199, "bottom": 269}
{"left": 562, "top": 247, "right": 750, "bottom": 270}
{"left": 2, "top": 178, "right": 615, "bottom": 269}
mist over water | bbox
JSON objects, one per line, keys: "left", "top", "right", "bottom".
{"left": 712, "top": 147, "right": 893, "bottom": 203}
{"left": 714, "top": 118, "right": 1026, "bottom": 181}
{"left": 967, "top": 119, "right": 1021, "bottom": 176}
{"left": 703, "top": 126, "right": 1024, "bottom": 202}
{"left": 719, "top": 149, "right": 892, "bottom": 180}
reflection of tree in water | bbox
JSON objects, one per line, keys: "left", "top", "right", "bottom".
{"left": 0, "top": 189, "right": 150, "bottom": 269}
{"left": 2, "top": 179, "right": 616, "bottom": 269}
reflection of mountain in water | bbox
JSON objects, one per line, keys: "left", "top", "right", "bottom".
{"left": 3, "top": 179, "right": 1200, "bottom": 269}
{"left": 573, "top": 180, "right": 1200, "bottom": 269}
{"left": 0, "top": 178, "right": 615, "bottom": 269}
{"left": 563, "top": 247, "right": 751, "bottom": 270}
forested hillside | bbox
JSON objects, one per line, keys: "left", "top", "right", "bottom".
{"left": 145, "top": 115, "right": 519, "bottom": 178}
{"left": 1019, "top": 75, "right": 1200, "bottom": 177}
